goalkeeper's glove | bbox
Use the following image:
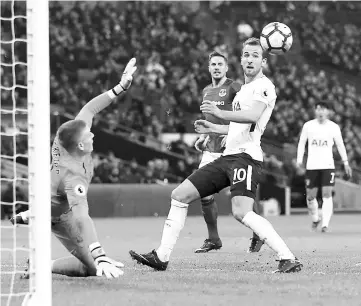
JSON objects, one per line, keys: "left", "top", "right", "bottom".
{"left": 119, "top": 57, "right": 137, "bottom": 90}
{"left": 89, "top": 242, "right": 124, "bottom": 278}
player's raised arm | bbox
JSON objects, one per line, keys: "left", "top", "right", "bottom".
{"left": 296, "top": 123, "right": 308, "bottom": 167}
{"left": 333, "top": 124, "right": 352, "bottom": 178}
{"left": 76, "top": 58, "right": 137, "bottom": 127}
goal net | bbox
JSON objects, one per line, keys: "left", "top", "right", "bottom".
{"left": 1, "top": 1, "right": 51, "bottom": 305}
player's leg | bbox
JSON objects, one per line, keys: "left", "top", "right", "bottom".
{"left": 248, "top": 200, "right": 264, "bottom": 253}
{"left": 232, "top": 196, "right": 301, "bottom": 272}
{"left": 194, "top": 194, "right": 223, "bottom": 253}
{"left": 227, "top": 154, "right": 301, "bottom": 273}
{"left": 51, "top": 210, "right": 97, "bottom": 277}
{"left": 14, "top": 209, "right": 95, "bottom": 278}
{"left": 320, "top": 169, "right": 336, "bottom": 232}
{"left": 200, "top": 195, "right": 219, "bottom": 242}
{"left": 195, "top": 152, "right": 222, "bottom": 253}
{"left": 305, "top": 170, "right": 321, "bottom": 229}
{"left": 129, "top": 158, "right": 230, "bottom": 270}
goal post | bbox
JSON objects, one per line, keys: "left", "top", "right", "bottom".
{"left": 25, "top": 0, "right": 52, "bottom": 305}
{"left": 0, "top": 0, "right": 52, "bottom": 305}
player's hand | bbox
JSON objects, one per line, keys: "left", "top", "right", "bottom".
{"left": 94, "top": 256, "right": 124, "bottom": 279}
{"left": 344, "top": 163, "right": 352, "bottom": 179}
{"left": 89, "top": 242, "right": 124, "bottom": 279}
{"left": 194, "top": 120, "right": 214, "bottom": 134}
{"left": 200, "top": 101, "right": 223, "bottom": 119}
{"left": 120, "top": 58, "right": 137, "bottom": 90}
{"left": 194, "top": 135, "right": 209, "bottom": 152}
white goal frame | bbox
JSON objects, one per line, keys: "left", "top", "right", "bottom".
{"left": 23, "top": 0, "right": 52, "bottom": 305}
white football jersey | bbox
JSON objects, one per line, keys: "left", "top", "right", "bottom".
{"left": 297, "top": 119, "right": 348, "bottom": 170}
{"left": 223, "top": 76, "right": 277, "bottom": 161}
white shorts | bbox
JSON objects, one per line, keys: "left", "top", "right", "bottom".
{"left": 199, "top": 151, "right": 222, "bottom": 169}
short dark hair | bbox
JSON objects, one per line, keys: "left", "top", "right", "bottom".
{"left": 208, "top": 51, "right": 228, "bottom": 64}
{"left": 315, "top": 101, "right": 333, "bottom": 110}
{"left": 242, "top": 37, "right": 268, "bottom": 59}
{"left": 57, "top": 119, "right": 87, "bottom": 152}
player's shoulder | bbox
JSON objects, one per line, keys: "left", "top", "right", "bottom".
{"left": 59, "top": 166, "right": 86, "bottom": 185}
{"left": 51, "top": 163, "right": 69, "bottom": 184}
{"left": 257, "top": 76, "right": 275, "bottom": 89}
{"left": 202, "top": 84, "right": 213, "bottom": 92}
{"left": 251, "top": 76, "right": 276, "bottom": 97}
{"left": 304, "top": 119, "right": 316, "bottom": 126}
{"left": 252, "top": 76, "right": 276, "bottom": 102}
{"left": 226, "top": 78, "right": 242, "bottom": 92}
{"left": 326, "top": 119, "right": 341, "bottom": 131}
{"left": 326, "top": 119, "right": 339, "bottom": 127}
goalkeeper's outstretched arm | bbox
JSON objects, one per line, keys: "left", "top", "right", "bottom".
{"left": 76, "top": 58, "right": 137, "bottom": 127}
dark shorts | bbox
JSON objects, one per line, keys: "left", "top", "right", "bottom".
{"left": 188, "top": 153, "right": 263, "bottom": 199}
{"left": 305, "top": 169, "right": 336, "bottom": 189}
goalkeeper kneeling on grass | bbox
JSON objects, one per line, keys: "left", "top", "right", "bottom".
{"left": 10, "top": 58, "right": 137, "bottom": 279}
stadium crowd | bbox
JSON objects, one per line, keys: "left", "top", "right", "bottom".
{"left": 1, "top": 1, "right": 361, "bottom": 188}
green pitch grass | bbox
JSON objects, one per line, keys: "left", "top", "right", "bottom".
{"left": 1, "top": 214, "right": 361, "bottom": 306}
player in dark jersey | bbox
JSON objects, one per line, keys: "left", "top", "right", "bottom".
{"left": 194, "top": 51, "right": 264, "bottom": 254}
{"left": 11, "top": 58, "right": 137, "bottom": 279}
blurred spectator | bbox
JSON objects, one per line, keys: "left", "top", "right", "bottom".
{"left": 1, "top": 1, "right": 361, "bottom": 186}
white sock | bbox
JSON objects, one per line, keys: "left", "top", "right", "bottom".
{"left": 156, "top": 199, "right": 188, "bottom": 262}
{"left": 242, "top": 211, "right": 295, "bottom": 260}
{"left": 307, "top": 198, "right": 319, "bottom": 222}
{"left": 321, "top": 197, "right": 333, "bottom": 228}
{"left": 318, "top": 209, "right": 323, "bottom": 222}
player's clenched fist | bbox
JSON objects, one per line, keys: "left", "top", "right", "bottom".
{"left": 200, "top": 101, "right": 223, "bottom": 118}
{"left": 194, "top": 119, "right": 215, "bottom": 134}
{"left": 89, "top": 242, "right": 124, "bottom": 278}
{"left": 120, "top": 58, "right": 137, "bottom": 90}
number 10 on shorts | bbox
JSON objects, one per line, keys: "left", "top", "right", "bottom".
{"left": 233, "top": 166, "right": 252, "bottom": 190}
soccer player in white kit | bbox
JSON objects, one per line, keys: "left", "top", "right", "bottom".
{"left": 297, "top": 101, "right": 352, "bottom": 232}
{"left": 130, "top": 38, "right": 302, "bottom": 273}
{"left": 193, "top": 51, "right": 264, "bottom": 254}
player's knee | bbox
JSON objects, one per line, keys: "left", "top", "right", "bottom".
{"left": 322, "top": 189, "right": 333, "bottom": 198}
{"left": 306, "top": 190, "right": 317, "bottom": 201}
{"left": 171, "top": 179, "right": 200, "bottom": 204}
{"left": 171, "top": 188, "right": 189, "bottom": 203}
{"left": 306, "top": 195, "right": 315, "bottom": 202}
{"left": 231, "top": 205, "right": 252, "bottom": 222}
{"left": 201, "top": 196, "right": 215, "bottom": 207}
{"left": 232, "top": 207, "right": 249, "bottom": 222}
{"left": 231, "top": 196, "right": 254, "bottom": 222}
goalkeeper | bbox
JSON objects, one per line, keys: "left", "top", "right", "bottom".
{"left": 11, "top": 58, "right": 137, "bottom": 278}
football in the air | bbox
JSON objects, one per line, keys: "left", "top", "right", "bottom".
{"left": 260, "top": 22, "right": 293, "bottom": 55}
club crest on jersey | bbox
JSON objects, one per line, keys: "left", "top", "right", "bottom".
{"left": 74, "top": 184, "right": 86, "bottom": 196}
{"left": 219, "top": 89, "right": 226, "bottom": 97}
